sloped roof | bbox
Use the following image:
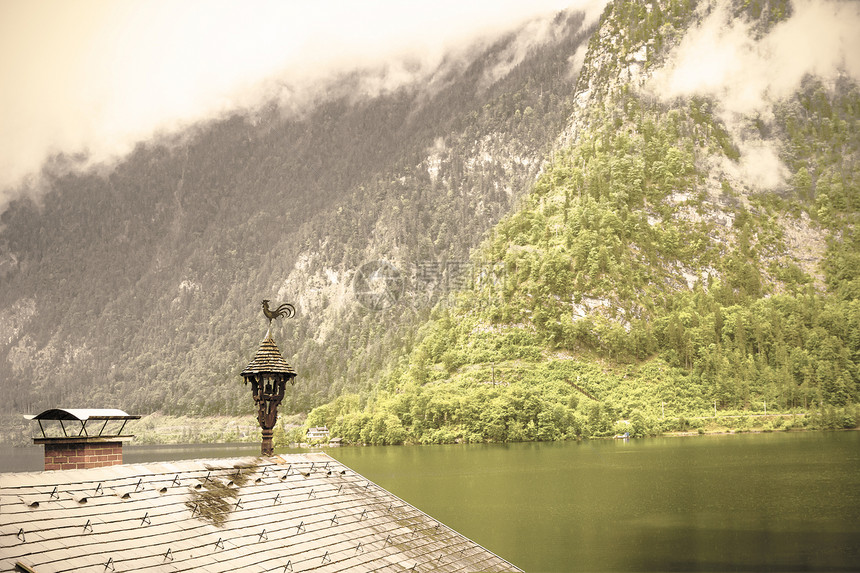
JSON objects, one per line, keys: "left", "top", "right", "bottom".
{"left": 0, "top": 453, "right": 521, "bottom": 572}
{"left": 241, "top": 329, "right": 297, "bottom": 377}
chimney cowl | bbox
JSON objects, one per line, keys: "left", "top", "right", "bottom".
{"left": 25, "top": 408, "right": 139, "bottom": 471}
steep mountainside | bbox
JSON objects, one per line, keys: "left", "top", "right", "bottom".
{"left": 305, "top": 0, "right": 860, "bottom": 444}
{"left": 0, "top": 10, "right": 596, "bottom": 441}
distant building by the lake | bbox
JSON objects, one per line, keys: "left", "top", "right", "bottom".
{"left": 307, "top": 425, "right": 330, "bottom": 441}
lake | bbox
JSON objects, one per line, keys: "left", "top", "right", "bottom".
{"left": 2, "top": 431, "right": 858, "bottom": 572}
{"left": 329, "top": 432, "right": 860, "bottom": 572}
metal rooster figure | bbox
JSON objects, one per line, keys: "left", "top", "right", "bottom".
{"left": 243, "top": 300, "right": 298, "bottom": 456}
{"left": 261, "top": 299, "right": 295, "bottom": 324}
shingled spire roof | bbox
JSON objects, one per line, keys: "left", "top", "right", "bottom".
{"left": 241, "top": 328, "right": 296, "bottom": 377}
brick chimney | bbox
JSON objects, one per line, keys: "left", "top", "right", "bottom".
{"left": 26, "top": 409, "right": 139, "bottom": 471}
{"left": 39, "top": 439, "right": 125, "bottom": 470}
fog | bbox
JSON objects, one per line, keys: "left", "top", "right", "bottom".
{"left": 0, "top": 0, "right": 607, "bottom": 213}
{"left": 648, "top": 0, "right": 860, "bottom": 189}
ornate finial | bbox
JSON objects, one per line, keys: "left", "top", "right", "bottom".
{"left": 261, "top": 299, "right": 296, "bottom": 324}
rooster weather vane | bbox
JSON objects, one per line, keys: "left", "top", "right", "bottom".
{"left": 261, "top": 299, "right": 295, "bottom": 324}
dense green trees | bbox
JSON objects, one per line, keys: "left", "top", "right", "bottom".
{"left": 2, "top": 1, "right": 856, "bottom": 446}
{"left": 304, "top": 0, "right": 859, "bottom": 445}
{"left": 0, "top": 11, "right": 597, "bottom": 441}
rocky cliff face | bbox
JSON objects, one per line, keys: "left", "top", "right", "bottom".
{"left": 301, "top": 0, "right": 860, "bottom": 445}
{"left": 0, "top": 9, "right": 597, "bottom": 440}
{"left": 2, "top": 1, "right": 857, "bottom": 446}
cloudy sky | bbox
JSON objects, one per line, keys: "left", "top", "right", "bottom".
{"left": 3, "top": 0, "right": 859, "bottom": 208}
{"left": 0, "top": 0, "right": 609, "bottom": 208}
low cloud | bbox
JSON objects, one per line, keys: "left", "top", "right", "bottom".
{"left": 0, "top": 0, "right": 605, "bottom": 215}
{"left": 724, "top": 137, "right": 791, "bottom": 191}
{"left": 647, "top": 0, "right": 860, "bottom": 189}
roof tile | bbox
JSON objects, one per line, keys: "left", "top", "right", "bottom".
{"left": 241, "top": 333, "right": 297, "bottom": 376}
{"left": 0, "top": 453, "right": 521, "bottom": 572}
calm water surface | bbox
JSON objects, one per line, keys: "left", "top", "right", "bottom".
{"left": 2, "top": 432, "right": 858, "bottom": 572}
{"left": 330, "top": 432, "right": 860, "bottom": 572}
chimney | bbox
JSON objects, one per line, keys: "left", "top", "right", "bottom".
{"left": 26, "top": 409, "right": 139, "bottom": 471}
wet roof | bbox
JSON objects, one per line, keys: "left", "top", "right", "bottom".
{"left": 241, "top": 330, "right": 297, "bottom": 377}
{"left": 0, "top": 453, "right": 521, "bottom": 572}
{"left": 23, "top": 409, "right": 139, "bottom": 422}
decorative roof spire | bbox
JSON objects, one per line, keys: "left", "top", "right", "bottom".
{"left": 242, "top": 300, "right": 298, "bottom": 456}
{"left": 241, "top": 328, "right": 297, "bottom": 377}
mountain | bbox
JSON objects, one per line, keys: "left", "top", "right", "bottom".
{"left": 303, "top": 0, "right": 860, "bottom": 444}
{"left": 3, "top": 0, "right": 857, "bottom": 447}
{"left": 0, "top": 9, "right": 596, "bottom": 442}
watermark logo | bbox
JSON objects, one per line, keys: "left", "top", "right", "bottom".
{"left": 353, "top": 258, "right": 507, "bottom": 311}
{"left": 352, "top": 260, "right": 405, "bottom": 310}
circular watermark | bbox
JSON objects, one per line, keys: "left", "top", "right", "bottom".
{"left": 352, "top": 260, "right": 405, "bottom": 310}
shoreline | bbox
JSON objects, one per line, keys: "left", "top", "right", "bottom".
{"left": 4, "top": 409, "right": 855, "bottom": 447}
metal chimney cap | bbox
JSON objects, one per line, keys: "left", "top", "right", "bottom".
{"left": 23, "top": 408, "right": 140, "bottom": 421}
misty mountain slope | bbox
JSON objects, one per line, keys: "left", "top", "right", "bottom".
{"left": 0, "top": 9, "right": 597, "bottom": 440}
{"left": 306, "top": 0, "right": 860, "bottom": 444}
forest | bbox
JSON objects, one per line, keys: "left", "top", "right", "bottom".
{"left": 299, "top": 0, "right": 860, "bottom": 445}
{"left": 1, "top": 0, "right": 857, "bottom": 446}
{"left": 0, "top": 10, "right": 596, "bottom": 442}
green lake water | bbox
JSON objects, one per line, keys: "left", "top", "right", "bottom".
{"left": 330, "top": 432, "right": 860, "bottom": 572}
{"left": 2, "top": 432, "right": 858, "bottom": 571}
